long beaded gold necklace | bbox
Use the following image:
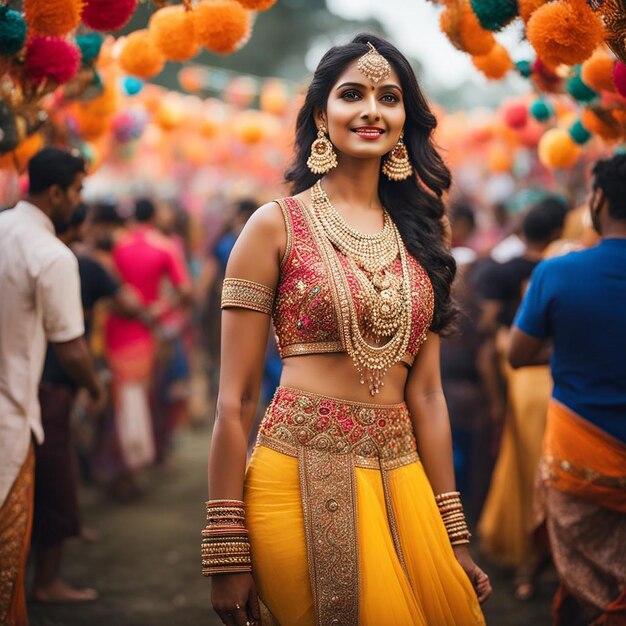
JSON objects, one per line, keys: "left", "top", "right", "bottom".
{"left": 310, "top": 180, "right": 413, "bottom": 395}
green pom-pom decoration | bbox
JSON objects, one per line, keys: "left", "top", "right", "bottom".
{"left": 567, "top": 73, "right": 598, "bottom": 103}
{"left": 569, "top": 120, "right": 591, "bottom": 145}
{"left": 530, "top": 98, "right": 553, "bottom": 122}
{"left": 0, "top": 6, "right": 27, "bottom": 56}
{"left": 76, "top": 33, "right": 104, "bottom": 64}
{"left": 614, "top": 145, "right": 626, "bottom": 156}
{"left": 470, "top": 0, "right": 518, "bottom": 31}
{"left": 516, "top": 60, "right": 532, "bottom": 78}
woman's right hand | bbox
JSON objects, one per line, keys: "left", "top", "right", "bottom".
{"left": 211, "top": 572, "right": 261, "bottom": 626}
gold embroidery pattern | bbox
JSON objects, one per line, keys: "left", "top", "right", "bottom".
{"left": 300, "top": 446, "right": 359, "bottom": 626}
{"left": 0, "top": 445, "right": 34, "bottom": 624}
{"left": 258, "top": 387, "right": 419, "bottom": 467}
{"left": 221, "top": 278, "right": 275, "bottom": 316}
{"left": 543, "top": 455, "right": 626, "bottom": 488}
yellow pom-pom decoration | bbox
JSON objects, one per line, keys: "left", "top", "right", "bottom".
{"left": 149, "top": 5, "right": 199, "bottom": 62}
{"left": 119, "top": 29, "right": 165, "bottom": 79}
{"left": 527, "top": 0, "right": 605, "bottom": 68}
{"left": 472, "top": 43, "right": 513, "bottom": 80}
{"left": 518, "top": 0, "right": 548, "bottom": 23}
{"left": 538, "top": 128, "right": 582, "bottom": 169}
{"left": 24, "top": 0, "right": 83, "bottom": 37}
{"left": 582, "top": 48, "right": 616, "bottom": 93}
{"left": 235, "top": 0, "right": 276, "bottom": 10}
{"left": 193, "top": 0, "right": 251, "bottom": 55}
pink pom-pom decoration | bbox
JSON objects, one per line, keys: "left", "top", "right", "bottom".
{"left": 25, "top": 36, "right": 80, "bottom": 85}
{"left": 502, "top": 100, "right": 528, "bottom": 129}
{"left": 612, "top": 61, "right": 626, "bottom": 98}
{"left": 82, "top": 0, "right": 137, "bottom": 32}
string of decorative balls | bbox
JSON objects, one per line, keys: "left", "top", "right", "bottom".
{"left": 431, "top": 0, "right": 626, "bottom": 167}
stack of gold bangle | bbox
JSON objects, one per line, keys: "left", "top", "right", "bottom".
{"left": 435, "top": 491, "right": 471, "bottom": 546}
{"left": 201, "top": 499, "right": 252, "bottom": 576}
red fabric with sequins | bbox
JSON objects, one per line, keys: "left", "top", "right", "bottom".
{"left": 272, "top": 197, "right": 434, "bottom": 364}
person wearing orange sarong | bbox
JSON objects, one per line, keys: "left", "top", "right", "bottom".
{"left": 510, "top": 154, "right": 626, "bottom": 625}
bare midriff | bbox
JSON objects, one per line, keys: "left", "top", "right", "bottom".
{"left": 279, "top": 352, "right": 410, "bottom": 405}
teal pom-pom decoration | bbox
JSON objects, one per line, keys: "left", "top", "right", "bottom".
{"left": 569, "top": 120, "right": 591, "bottom": 145}
{"left": 615, "top": 145, "right": 626, "bottom": 155}
{"left": 122, "top": 76, "right": 144, "bottom": 96}
{"left": 567, "top": 71, "right": 598, "bottom": 103}
{"left": 530, "top": 98, "right": 553, "bottom": 122}
{"left": 516, "top": 60, "right": 532, "bottom": 78}
{"left": 76, "top": 33, "right": 104, "bottom": 63}
{"left": 0, "top": 6, "right": 27, "bottom": 56}
{"left": 470, "top": 0, "right": 518, "bottom": 31}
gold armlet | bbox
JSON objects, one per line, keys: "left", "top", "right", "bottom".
{"left": 221, "top": 278, "right": 275, "bottom": 316}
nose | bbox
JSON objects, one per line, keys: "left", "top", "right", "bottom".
{"left": 360, "top": 93, "right": 381, "bottom": 122}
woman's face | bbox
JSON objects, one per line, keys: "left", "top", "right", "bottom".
{"left": 319, "top": 58, "right": 406, "bottom": 161}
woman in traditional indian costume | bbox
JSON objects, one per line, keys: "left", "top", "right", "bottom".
{"left": 203, "top": 34, "right": 491, "bottom": 626}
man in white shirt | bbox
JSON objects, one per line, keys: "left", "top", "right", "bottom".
{"left": 0, "top": 147, "right": 106, "bottom": 625}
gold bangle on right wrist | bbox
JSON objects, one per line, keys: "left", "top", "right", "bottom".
{"left": 201, "top": 499, "right": 252, "bottom": 577}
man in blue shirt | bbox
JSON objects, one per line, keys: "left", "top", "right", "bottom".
{"left": 509, "top": 154, "right": 626, "bottom": 626}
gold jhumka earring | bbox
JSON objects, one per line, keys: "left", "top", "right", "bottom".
{"left": 382, "top": 131, "right": 413, "bottom": 181}
{"left": 307, "top": 124, "right": 338, "bottom": 175}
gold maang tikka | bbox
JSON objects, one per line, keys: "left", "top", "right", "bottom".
{"left": 357, "top": 42, "right": 392, "bottom": 84}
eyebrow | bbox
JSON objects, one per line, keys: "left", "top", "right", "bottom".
{"left": 336, "top": 81, "right": 403, "bottom": 93}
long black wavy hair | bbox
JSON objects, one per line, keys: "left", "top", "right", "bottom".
{"left": 285, "top": 33, "right": 457, "bottom": 334}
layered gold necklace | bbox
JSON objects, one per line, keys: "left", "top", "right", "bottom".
{"left": 310, "top": 180, "right": 413, "bottom": 395}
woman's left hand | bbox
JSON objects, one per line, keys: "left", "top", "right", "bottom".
{"left": 452, "top": 545, "right": 492, "bottom": 604}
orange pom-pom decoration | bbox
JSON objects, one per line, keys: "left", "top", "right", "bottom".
{"left": 527, "top": 0, "right": 605, "bottom": 68}
{"left": 0, "top": 133, "right": 44, "bottom": 172}
{"left": 472, "top": 43, "right": 513, "bottom": 80}
{"left": 518, "top": 0, "right": 548, "bottom": 22}
{"left": 538, "top": 128, "right": 581, "bottom": 169}
{"left": 235, "top": 0, "right": 276, "bottom": 10}
{"left": 582, "top": 49, "right": 617, "bottom": 93}
{"left": 82, "top": 0, "right": 136, "bottom": 31}
{"left": 582, "top": 108, "right": 623, "bottom": 140}
{"left": 194, "top": 0, "right": 251, "bottom": 55}
{"left": 119, "top": 30, "right": 165, "bottom": 79}
{"left": 440, "top": 0, "right": 495, "bottom": 56}
{"left": 149, "top": 5, "right": 199, "bottom": 62}
{"left": 24, "top": 0, "right": 82, "bottom": 36}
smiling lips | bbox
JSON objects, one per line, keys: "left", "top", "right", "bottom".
{"left": 352, "top": 126, "right": 385, "bottom": 140}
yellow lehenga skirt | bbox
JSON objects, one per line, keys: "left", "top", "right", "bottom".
{"left": 244, "top": 387, "right": 485, "bottom": 626}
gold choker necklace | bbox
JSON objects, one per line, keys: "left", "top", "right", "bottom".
{"left": 310, "top": 180, "right": 413, "bottom": 395}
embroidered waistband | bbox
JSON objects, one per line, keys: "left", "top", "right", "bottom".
{"left": 257, "top": 386, "right": 419, "bottom": 470}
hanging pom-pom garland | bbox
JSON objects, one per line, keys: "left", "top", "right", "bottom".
{"left": 538, "top": 127, "right": 582, "bottom": 168}
{"left": 469, "top": 0, "right": 518, "bottom": 31}
{"left": 82, "top": 0, "right": 137, "bottom": 32}
{"left": 76, "top": 33, "right": 104, "bottom": 63}
{"left": 235, "top": 0, "right": 277, "bottom": 9}
{"left": 193, "top": 0, "right": 251, "bottom": 55}
{"left": 472, "top": 43, "right": 513, "bottom": 80}
{"left": 582, "top": 49, "right": 617, "bottom": 93}
{"left": 530, "top": 98, "right": 554, "bottom": 122}
{"left": 0, "top": 6, "right": 27, "bottom": 56}
{"left": 149, "top": 5, "right": 199, "bottom": 62}
{"left": 527, "top": 0, "right": 605, "bottom": 68}
{"left": 25, "top": 36, "right": 80, "bottom": 85}
{"left": 567, "top": 69, "right": 598, "bottom": 102}
{"left": 613, "top": 61, "right": 626, "bottom": 98}
{"left": 119, "top": 29, "right": 165, "bottom": 79}
{"left": 24, "top": 0, "right": 82, "bottom": 37}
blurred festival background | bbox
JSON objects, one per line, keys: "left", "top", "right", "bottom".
{"left": 1, "top": 0, "right": 625, "bottom": 624}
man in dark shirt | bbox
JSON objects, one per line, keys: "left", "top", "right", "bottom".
{"left": 32, "top": 204, "right": 140, "bottom": 603}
